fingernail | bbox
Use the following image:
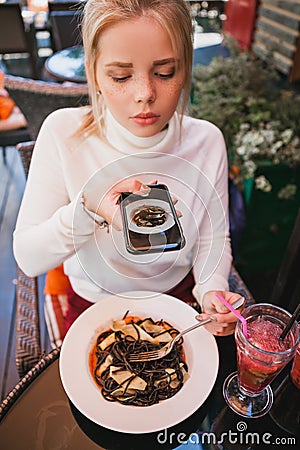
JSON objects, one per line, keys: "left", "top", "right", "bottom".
{"left": 195, "top": 314, "right": 205, "bottom": 321}
{"left": 134, "top": 185, "right": 151, "bottom": 196}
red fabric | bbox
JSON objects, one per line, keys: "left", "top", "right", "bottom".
{"left": 49, "top": 294, "right": 67, "bottom": 341}
{"left": 167, "top": 270, "right": 196, "bottom": 305}
{"left": 63, "top": 270, "right": 196, "bottom": 332}
{"left": 64, "top": 287, "right": 93, "bottom": 332}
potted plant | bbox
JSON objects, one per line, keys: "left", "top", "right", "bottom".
{"left": 190, "top": 41, "right": 300, "bottom": 270}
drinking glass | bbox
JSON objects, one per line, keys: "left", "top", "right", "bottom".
{"left": 290, "top": 342, "right": 300, "bottom": 389}
{"left": 223, "top": 303, "right": 299, "bottom": 419}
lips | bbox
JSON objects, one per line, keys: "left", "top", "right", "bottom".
{"left": 132, "top": 112, "right": 160, "bottom": 125}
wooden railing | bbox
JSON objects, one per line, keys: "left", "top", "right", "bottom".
{"left": 252, "top": 0, "right": 300, "bottom": 82}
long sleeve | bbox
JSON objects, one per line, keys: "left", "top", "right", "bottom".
{"left": 192, "top": 126, "right": 232, "bottom": 304}
{"left": 13, "top": 112, "right": 96, "bottom": 277}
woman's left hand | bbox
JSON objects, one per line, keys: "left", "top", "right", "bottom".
{"left": 197, "top": 290, "right": 245, "bottom": 336}
{"left": 84, "top": 178, "right": 152, "bottom": 230}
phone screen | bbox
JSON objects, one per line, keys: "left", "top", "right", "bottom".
{"left": 120, "top": 184, "right": 185, "bottom": 254}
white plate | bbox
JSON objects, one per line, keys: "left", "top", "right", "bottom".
{"left": 59, "top": 291, "right": 219, "bottom": 434}
{"left": 126, "top": 199, "right": 175, "bottom": 234}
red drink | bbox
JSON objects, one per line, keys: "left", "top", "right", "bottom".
{"left": 223, "top": 304, "right": 299, "bottom": 418}
{"left": 290, "top": 344, "right": 300, "bottom": 389}
{"left": 237, "top": 316, "right": 294, "bottom": 394}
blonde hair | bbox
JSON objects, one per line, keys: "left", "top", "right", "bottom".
{"left": 80, "top": 0, "right": 193, "bottom": 136}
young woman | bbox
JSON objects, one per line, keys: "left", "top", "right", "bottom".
{"left": 14, "top": 0, "right": 242, "bottom": 336}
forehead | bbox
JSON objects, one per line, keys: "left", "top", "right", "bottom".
{"left": 97, "top": 16, "right": 178, "bottom": 63}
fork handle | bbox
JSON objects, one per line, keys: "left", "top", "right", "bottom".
{"left": 172, "top": 317, "right": 214, "bottom": 347}
{"left": 172, "top": 297, "right": 246, "bottom": 346}
{"left": 178, "top": 317, "right": 213, "bottom": 338}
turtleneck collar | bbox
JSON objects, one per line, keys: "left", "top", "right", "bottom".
{"left": 104, "top": 108, "right": 180, "bottom": 157}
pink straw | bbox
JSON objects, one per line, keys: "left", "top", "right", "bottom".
{"left": 215, "top": 292, "right": 248, "bottom": 338}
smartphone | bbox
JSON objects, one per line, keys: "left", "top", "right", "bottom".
{"left": 120, "top": 184, "right": 185, "bottom": 254}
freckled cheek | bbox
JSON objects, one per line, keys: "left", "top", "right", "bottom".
{"left": 165, "top": 77, "right": 184, "bottom": 94}
{"left": 162, "top": 82, "right": 183, "bottom": 104}
{"left": 101, "top": 85, "right": 129, "bottom": 105}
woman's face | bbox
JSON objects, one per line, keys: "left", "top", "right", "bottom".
{"left": 95, "top": 16, "right": 185, "bottom": 137}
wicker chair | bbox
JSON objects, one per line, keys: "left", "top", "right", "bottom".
{"left": 3, "top": 74, "right": 89, "bottom": 140}
{"left": 0, "top": 127, "right": 31, "bottom": 165}
{"left": 7, "top": 76, "right": 88, "bottom": 377}
{"left": 14, "top": 141, "right": 40, "bottom": 378}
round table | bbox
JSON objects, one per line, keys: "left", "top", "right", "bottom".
{"left": 45, "top": 45, "right": 86, "bottom": 83}
{"left": 0, "top": 341, "right": 297, "bottom": 449}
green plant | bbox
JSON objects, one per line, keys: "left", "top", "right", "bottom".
{"left": 190, "top": 42, "right": 300, "bottom": 197}
{"left": 233, "top": 122, "right": 300, "bottom": 193}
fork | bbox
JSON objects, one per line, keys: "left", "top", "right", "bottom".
{"left": 128, "top": 296, "right": 245, "bottom": 362}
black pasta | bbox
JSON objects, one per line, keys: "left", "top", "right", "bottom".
{"left": 91, "top": 317, "right": 188, "bottom": 406}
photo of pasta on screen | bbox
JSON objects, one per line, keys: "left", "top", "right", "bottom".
{"left": 89, "top": 313, "right": 189, "bottom": 406}
{"left": 132, "top": 205, "right": 167, "bottom": 228}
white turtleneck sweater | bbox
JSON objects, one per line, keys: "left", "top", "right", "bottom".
{"left": 13, "top": 108, "right": 232, "bottom": 304}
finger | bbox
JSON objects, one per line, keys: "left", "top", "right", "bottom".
{"left": 175, "top": 209, "right": 183, "bottom": 218}
{"left": 197, "top": 314, "right": 226, "bottom": 333}
{"left": 212, "top": 294, "right": 246, "bottom": 321}
{"left": 196, "top": 313, "right": 215, "bottom": 322}
{"left": 213, "top": 327, "right": 236, "bottom": 337}
{"left": 213, "top": 311, "right": 240, "bottom": 324}
{"left": 198, "top": 310, "right": 237, "bottom": 328}
{"left": 171, "top": 196, "right": 178, "bottom": 205}
{"left": 114, "top": 179, "right": 151, "bottom": 196}
{"left": 211, "top": 292, "right": 243, "bottom": 314}
{"left": 132, "top": 185, "right": 151, "bottom": 196}
{"left": 207, "top": 295, "right": 230, "bottom": 314}
{"left": 111, "top": 207, "right": 122, "bottom": 231}
{"left": 210, "top": 320, "right": 236, "bottom": 335}
{"left": 205, "top": 324, "right": 235, "bottom": 336}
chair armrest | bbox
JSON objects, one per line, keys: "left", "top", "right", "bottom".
{"left": 15, "top": 266, "right": 42, "bottom": 378}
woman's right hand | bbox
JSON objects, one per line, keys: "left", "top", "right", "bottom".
{"left": 198, "top": 290, "right": 245, "bottom": 336}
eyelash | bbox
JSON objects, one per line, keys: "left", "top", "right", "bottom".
{"left": 111, "top": 72, "right": 174, "bottom": 83}
{"left": 155, "top": 72, "right": 174, "bottom": 79}
{"left": 112, "top": 76, "right": 130, "bottom": 83}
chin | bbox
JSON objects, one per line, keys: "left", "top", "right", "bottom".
{"left": 134, "top": 130, "right": 157, "bottom": 138}
{"left": 130, "top": 125, "right": 166, "bottom": 138}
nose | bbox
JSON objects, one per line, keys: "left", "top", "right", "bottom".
{"left": 134, "top": 76, "right": 155, "bottom": 104}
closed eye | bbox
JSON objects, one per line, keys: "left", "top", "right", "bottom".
{"left": 155, "top": 72, "right": 174, "bottom": 79}
{"left": 112, "top": 75, "right": 131, "bottom": 83}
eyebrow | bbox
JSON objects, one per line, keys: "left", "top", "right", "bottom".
{"left": 153, "top": 58, "right": 176, "bottom": 66}
{"left": 105, "top": 58, "right": 176, "bottom": 68}
{"left": 105, "top": 62, "right": 132, "bottom": 68}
